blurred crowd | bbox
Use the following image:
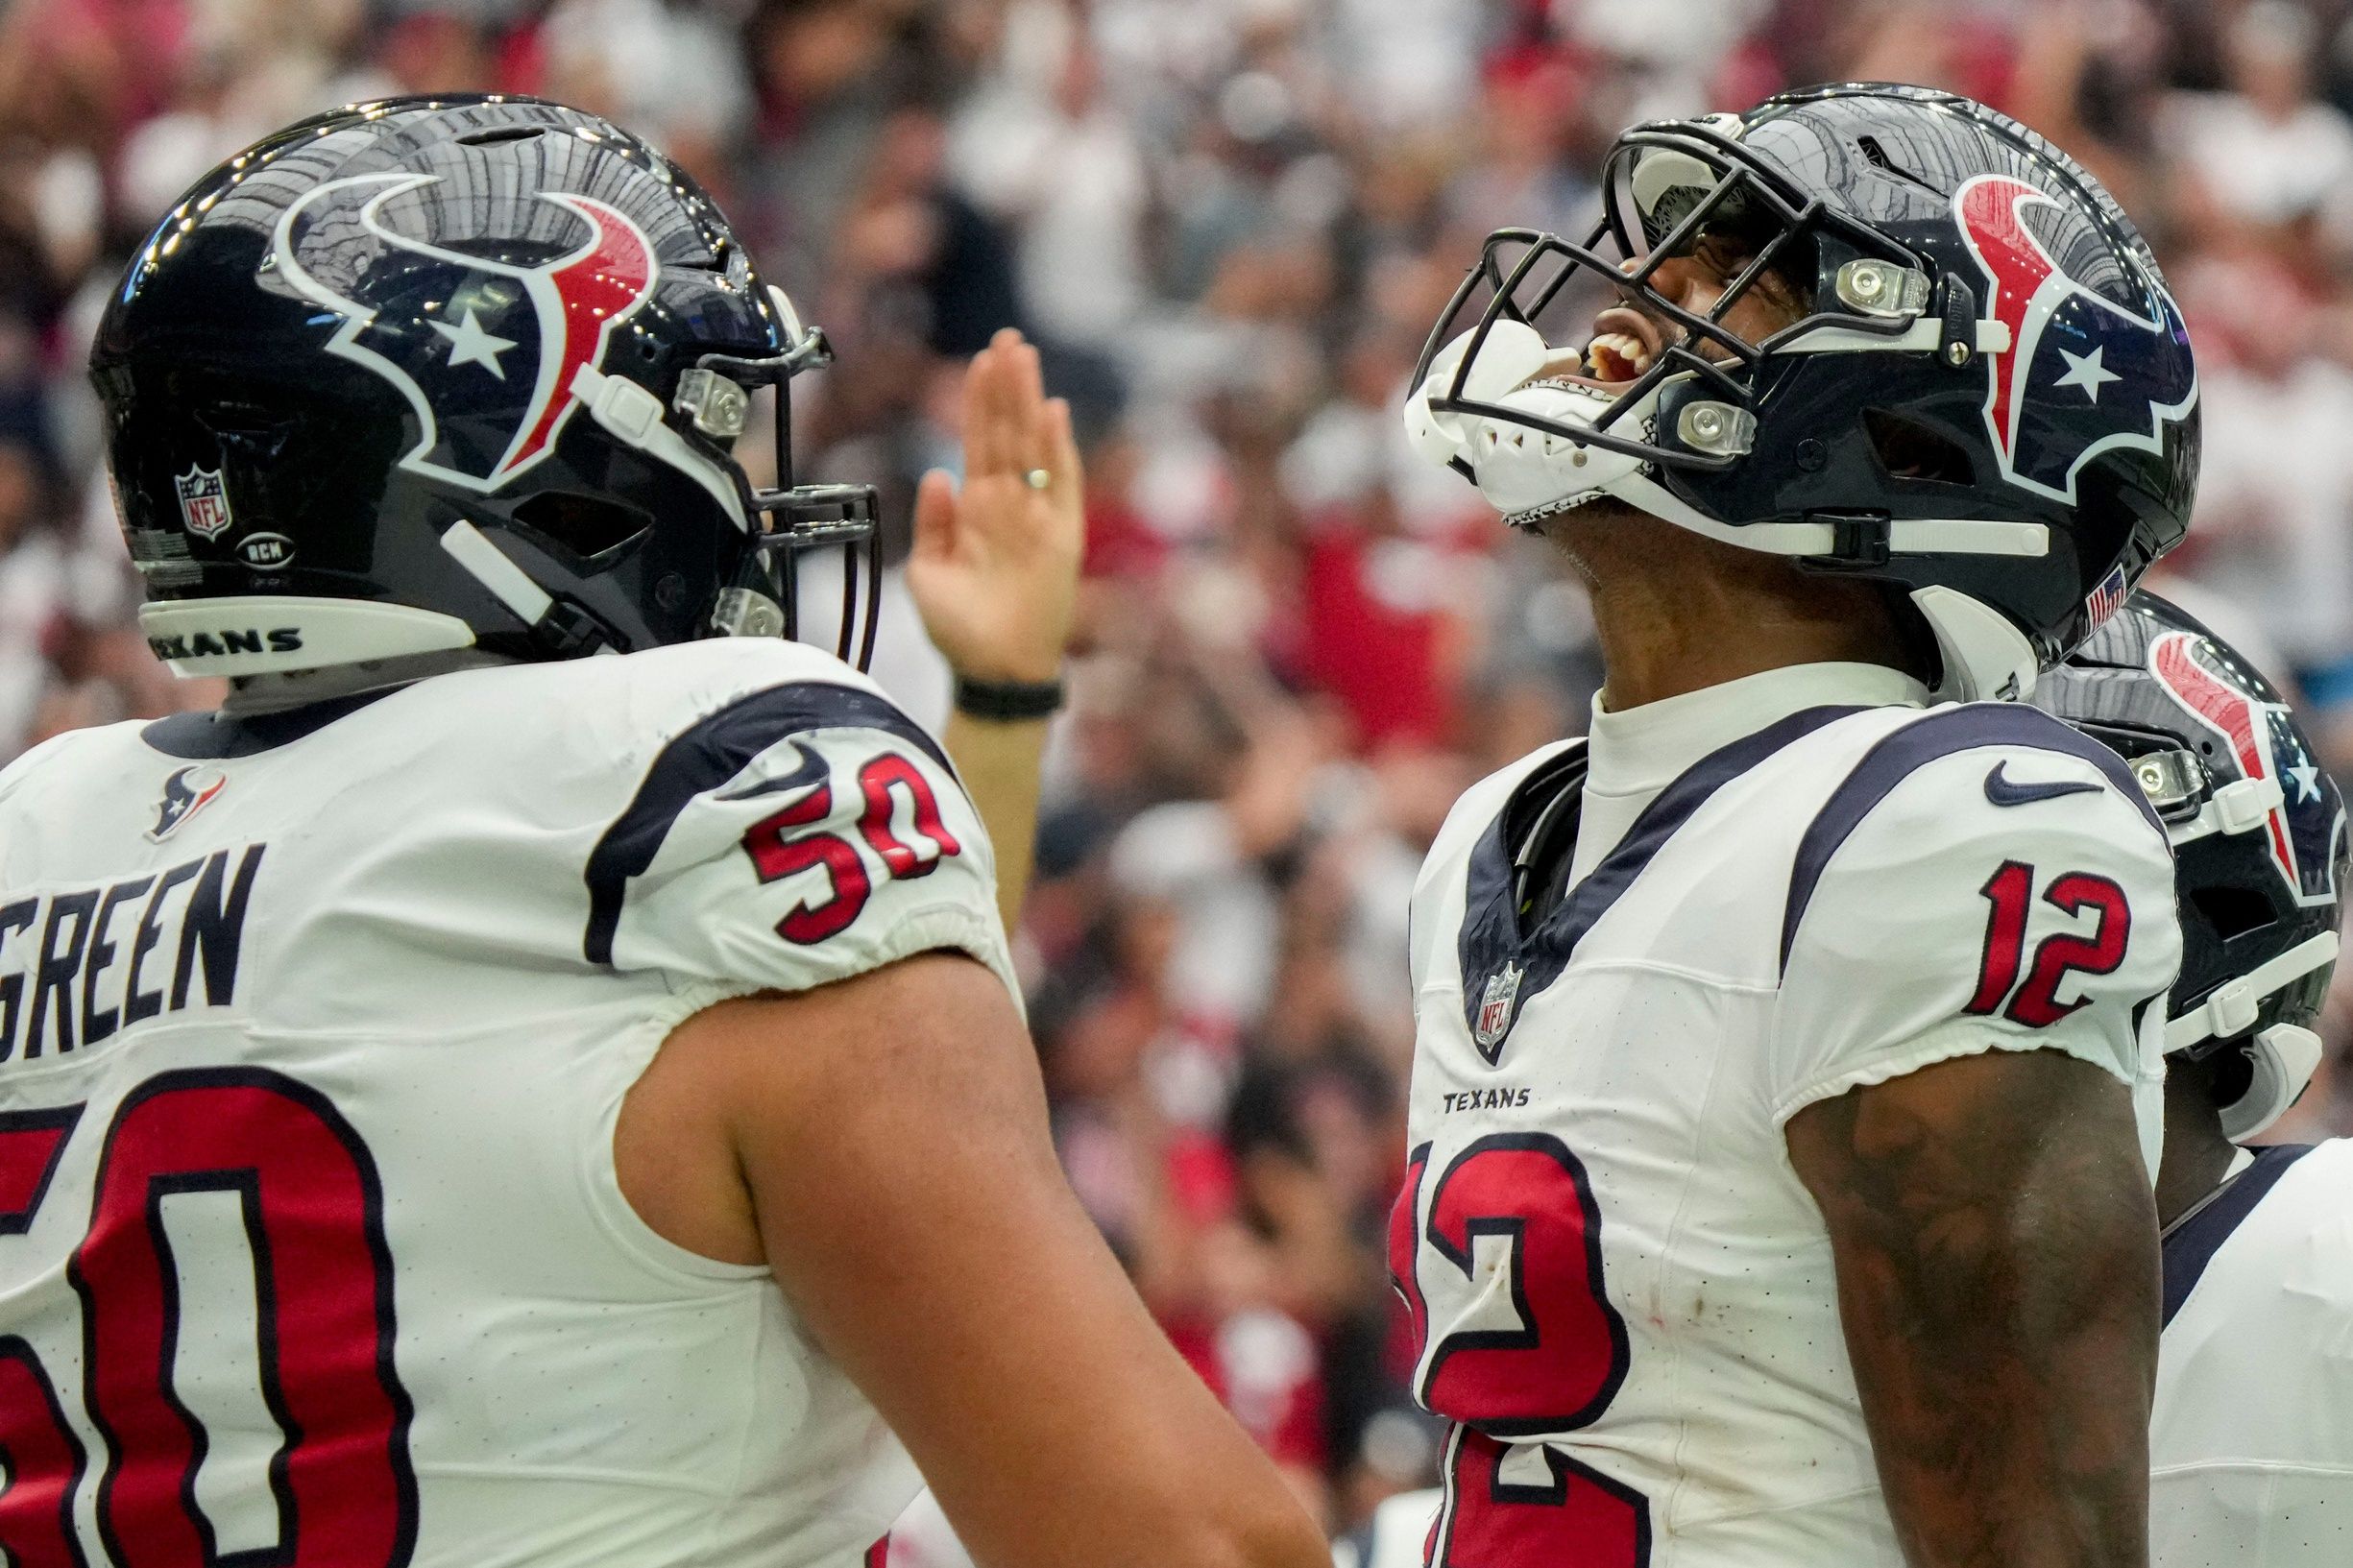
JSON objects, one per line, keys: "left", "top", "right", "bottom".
{"left": 12, "top": 0, "right": 2353, "bottom": 1540}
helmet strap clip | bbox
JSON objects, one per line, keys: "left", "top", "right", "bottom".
{"left": 1936, "top": 275, "right": 1979, "bottom": 368}
{"left": 2167, "top": 929, "right": 2342, "bottom": 1055}
{"left": 533, "top": 600, "right": 612, "bottom": 659}
{"left": 1819, "top": 512, "right": 1893, "bottom": 568}
{"left": 2169, "top": 774, "right": 2289, "bottom": 848}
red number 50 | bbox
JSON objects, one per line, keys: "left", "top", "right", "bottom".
{"left": 741, "top": 750, "right": 963, "bottom": 945}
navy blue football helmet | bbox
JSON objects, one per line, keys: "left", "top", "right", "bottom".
{"left": 2037, "top": 593, "right": 2347, "bottom": 1141}
{"left": 1407, "top": 84, "right": 2199, "bottom": 701}
{"left": 91, "top": 95, "right": 882, "bottom": 678}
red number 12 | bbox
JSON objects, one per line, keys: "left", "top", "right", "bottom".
{"left": 1965, "top": 860, "right": 2132, "bottom": 1027}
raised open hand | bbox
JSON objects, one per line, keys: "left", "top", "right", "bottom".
{"left": 910, "top": 328, "right": 1085, "bottom": 685}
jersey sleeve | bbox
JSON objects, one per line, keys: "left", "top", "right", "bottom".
{"left": 1769, "top": 734, "right": 2182, "bottom": 1129}
{"left": 583, "top": 669, "right": 1013, "bottom": 1002}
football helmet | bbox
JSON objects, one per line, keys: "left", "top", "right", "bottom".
{"left": 2036, "top": 592, "right": 2347, "bottom": 1141}
{"left": 1407, "top": 84, "right": 2199, "bottom": 702}
{"left": 91, "top": 95, "right": 883, "bottom": 678}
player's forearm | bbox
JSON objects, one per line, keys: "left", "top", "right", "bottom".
{"left": 1788, "top": 1047, "right": 2159, "bottom": 1568}
{"left": 942, "top": 709, "right": 1050, "bottom": 934}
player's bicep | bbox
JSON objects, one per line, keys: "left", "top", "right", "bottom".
{"left": 1785, "top": 1045, "right": 2159, "bottom": 1565}
{"left": 706, "top": 955, "right": 1322, "bottom": 1568}
{"left": 1771, "top": 748, "right": 2180, "bottom": 1125}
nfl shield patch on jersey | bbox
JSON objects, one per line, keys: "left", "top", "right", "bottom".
{"left": 1473, "top": 959, "right": 1524, "bottom": 1060}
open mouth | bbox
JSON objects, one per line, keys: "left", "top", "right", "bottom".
{"left": 1528, "top": 304, "right": 1670, "bottom": 396}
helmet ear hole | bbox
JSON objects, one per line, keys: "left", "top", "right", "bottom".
{"left": 2201, "top": 1040, "right": 2257, "bottom": 1110}
{"left": 1864, "top": 408, "right": 1976, "bottom": 485}
{"left": 2189, "top": 883, "right": 2275, "bottom": 943}
{"left": 509, "top": 492, "right": 653, "bottom": 563}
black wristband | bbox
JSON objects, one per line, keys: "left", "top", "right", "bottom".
{"left": 953, "top": 674, "right": 1066, "bottom": 721}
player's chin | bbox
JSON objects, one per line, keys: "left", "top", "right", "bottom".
{"left": 1516, "top": 492, "right": 1649, "bottom": 543}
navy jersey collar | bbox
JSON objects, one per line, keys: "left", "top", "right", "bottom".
{"left": 1457, "top": 704, "right": 1868, "bottom": 1060}
{"left": 142, "top": 688, "right": 400, "bottom": 760}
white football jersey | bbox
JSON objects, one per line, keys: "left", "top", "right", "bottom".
{"left": 2152, "top": 1138, "right": 2353, "bottom": 1567}
{"left": 0, "top": 638, "right": 1012, "bottom": 1568}
{"left": 1395, "top": 688, "right": 2181, "bottom": 1568}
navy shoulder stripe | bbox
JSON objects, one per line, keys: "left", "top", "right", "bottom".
{"left": 2163, "top": 1143, "right": 2317, "bottom": 1328}
{"left": 1779, "top": 704, "right": 2160, "bottom": 975}
{"left": 582, "top": 681, "right": 951, "bottom": 966}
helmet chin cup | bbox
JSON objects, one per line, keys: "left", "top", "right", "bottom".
{"left": 1406, "top": 323, "right": 1552, "bottom": 462}
{"left": 1464, "top": 382, "right": 1654, "bottom": 522}
{"left": 1406, "top": 322, "right": 1659, "bottom": 521}
{"left": 2220, "top": 1024, "right": 2325, "bottom": 1143}
{"left": 1911, "top": 586, "right": 2039, "bottom": 704}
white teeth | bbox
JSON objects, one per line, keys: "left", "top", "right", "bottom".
{"left": 1585, "top": 331, "right": 1655, "bottom": 379}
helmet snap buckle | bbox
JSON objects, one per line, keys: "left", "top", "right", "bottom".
{"left": 2130, "top": 748, "right": 2208, "bottom": 817}
{"left": 536, "top": 600, "right": 610, "bottom": 659}
{"left": 711, "top": 586, "right": 787, "bottom": 639}
{"left": 1813, "top": 512, "right": 1892, "bottom": 568}
{"left": 2213, "top": 775, "right": 2286, "bottom": 835}
{"left": 1676, "top": 401, "right": 1756, "bottom": 457}
{"left": 1833, "top": 259, "right": 1930, "bottom": 318}
{"left": 674, "top": 369, "right": 751, "bottom": 441}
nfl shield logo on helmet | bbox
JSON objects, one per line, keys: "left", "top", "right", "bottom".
{"left": 1473, "top": 960, "right": 1525, "bottom": 1061}
{"left": 175, "top": 467, "right": 233, "bottom": 542}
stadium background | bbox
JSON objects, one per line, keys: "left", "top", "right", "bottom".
{"left": 4, "top": 0, "right": 2352, "bottom": 1541}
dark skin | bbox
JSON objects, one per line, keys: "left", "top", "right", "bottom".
{"left": 1562, "top": 250, "right": 2161, "bottom": 1568}
{"left": 2155, "top": 1057, "right": 2243, "bottom": 1230}
{"left": 1784, "top": 1058, "right": 2159, "bottom": 1568}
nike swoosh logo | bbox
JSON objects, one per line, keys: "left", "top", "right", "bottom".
{"left": 1983, "top": 761, "right": 2103, "bottom": 808}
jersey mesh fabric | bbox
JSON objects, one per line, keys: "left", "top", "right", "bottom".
{"left": 0, "top": 637, "right": 1010, "bottom": 1568}
{"left": 1397, "top": 696, "right": 2180, "bottom": 1567}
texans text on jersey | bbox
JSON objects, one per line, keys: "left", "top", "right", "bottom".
{"left": 0, "top": 845, "right": 265, "bottom": 1061}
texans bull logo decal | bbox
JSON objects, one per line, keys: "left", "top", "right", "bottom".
{"left": 1953, "top": 174, "right": 2197, "bottom": 505}
{"left": 148, "top": 765, "right": 227, "bottom": 843}
{"left": 271, "top": 173, "right": 658, "bottom": 493}
{"left": 2151, "top": 631, "right": 2345, "bottom": 907}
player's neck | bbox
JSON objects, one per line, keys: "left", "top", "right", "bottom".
{"left": 1550, "top": 505, "right": 1929, "bottom": 712}
{"left": 2156, "top": 1072, "right": 2243, "bottom": 1230}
